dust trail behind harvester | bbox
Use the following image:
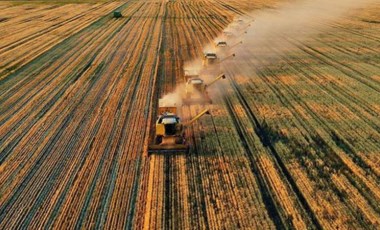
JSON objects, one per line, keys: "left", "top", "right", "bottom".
{"left": 221, "top": 0, "right": 377, "bottom": 66}
{"left": 159, "top": 84, "right": 185, "bottom": 108}
{"left": 160, "top": 0, "right": 377, "bottom": 104}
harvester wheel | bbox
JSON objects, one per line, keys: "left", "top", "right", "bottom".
{"left": 155, "top": 136, "right": 163, "bottom": 144}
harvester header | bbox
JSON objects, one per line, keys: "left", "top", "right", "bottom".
{"left": 148, "top": 99, "right": 211, "bottom": 154}
{"left": 158, "top": 99, "right": 177, "bottom": 115}
{"left": 183, "top": 73, "right": 225, "bottom": 105}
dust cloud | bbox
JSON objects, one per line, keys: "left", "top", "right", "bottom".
{"left": 158, "top": 0, "right": 377, "bottom": 108}
{"left": 229, "top": 0, "right": 378, "bottom": 61}
{"left": 159, "top": 84, "right": 185, "bottom": 107}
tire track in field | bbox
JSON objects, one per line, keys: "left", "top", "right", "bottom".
{"left": 222, "top": 66, "right": 321, "bottom": 229}
{"left": 250, "top": 49, "right": 380, "bottom": 217}
{"left": 227, "top": 40, "right": 379, "bottom": 227}
{"left": 142, "top": 0, "right": 284, "bottom": 228}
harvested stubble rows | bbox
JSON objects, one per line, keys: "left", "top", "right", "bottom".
{"left": 216, "top": 4, "right": 380, "bottom": 229}
{"left": 0, "top": 0, "right": 273, "bottom": 228}
{"left": 1, "top": 0, "right": 164, "bottom": 228}
{"left": 0, "top": 2, "right": 123, "bottom": 78}
{"left": 1, "top": 0, "right": 380, "bottom": 229}
{"left": 143, "top": 2, "right": 380, "bottom": 230}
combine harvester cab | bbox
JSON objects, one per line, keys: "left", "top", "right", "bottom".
{"left": 216, "top": 41, "right": 228, "bottom": 47}
{"left": 203, "top": 52, "right": 218, "bottom": 67}
{"left": 148, "top": 100, "right": 210, "bottom": 155}
{"left": 202, "top": 52, "right": 221, "bottom": 75}
{"left": 203, "top": 53, "right": 235, "bottom": 69}
{"left": 183, "top": 74, "right": 226, "bottom": 105}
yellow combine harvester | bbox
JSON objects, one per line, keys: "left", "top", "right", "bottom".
{"left": 183, "top": 73, "right": 226, "bottom": 105}
{"left": 203, "top": 53, "right": 235, "bottom": 67}
{"left": 148, "top": 100, "right": 210, "bottom": 154}
{"left": 216, "top": 41, "right": 228, "bottom": 47}
{"left": 203, "top": 52, "right": 218, "bottom": 67}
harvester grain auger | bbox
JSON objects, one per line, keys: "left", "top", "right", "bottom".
{"left": 218, "top": 53, "right": 235, "bottom": 63}
{"left": 216, "top": 38, "right": 243, "bottom": 49}
{"left": 229, "top": 41, "right": 243, "bottom": 49}
{"left": 183, "top": 74, "right": 226, "bottom": 105}
{"left": 202, "top": 52, "right": 235, "bottom": 67}
{"left": 201, "top": 52, "right": 235, "bottom": 76}
{"left": 148, "top": 100, "right": 210, "bottom": 154}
